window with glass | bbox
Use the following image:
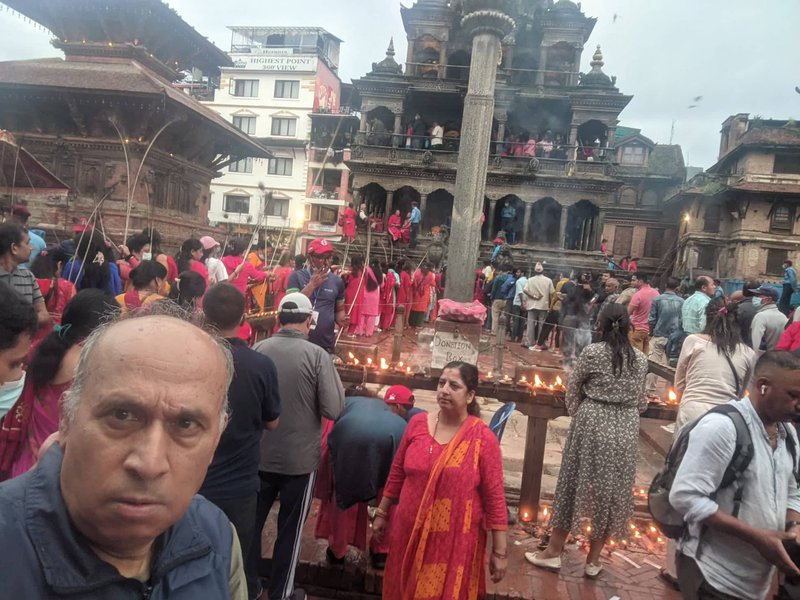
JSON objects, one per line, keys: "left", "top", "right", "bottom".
{"left": 229, "top": 157, "right": 253, "bottom": 173}
{"left": 232, "top": 116, "right": 257, "bottom": 135}
{"left": 620, "top": 145, "right": 646, "bottom": 166}
{"left": 232, "top": 79, "right": 259, "bottom": 97}
{"left": 267, "top": 198, "right": 290, "bottom": 218}
{"left": 271, "top": 118, "right": 297, "bottom": 137}
{"left": 770, "top": 204, "right": 794, "bottom": 233}
{"left": 274, "top": 80, "right": 300, "bottom": 99}
{"left": 223, "top": 194, "right": 250, "bottom": 214}
{"left": 268, "top": 158, "right": 293, "bottom": 176}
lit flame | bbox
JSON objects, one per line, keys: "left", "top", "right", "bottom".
{"left": 555, "top": 375, "right": 563, "bottom": 387}
{"left": 398, "top": 361, "right": 404, "bottom": 368}
{"left": 348, "top": 352, "right": 355, "bottom": 360}
{"left": 543, "top": 507, "right": 548, "bottom": 517}
{"left": 406, "top": 366, "right": 411, "bottom": 374}
{"left": 534, "top": 374, "right": 543, "bottom": 387}
{"left": 649, "top": 526, "right": 657, "bottom": 533}
{"left": 657, "top": 537, "right": 663, "bottom": 543}
{"left": 487, "top": 371, "right": 493, "bottom": 379}
{"left": 353, "top": 358, "right": 359, "bottom": 366}
{"left": 380, "top": 358, "right": 389, "bottom": 370}
{"left": 585, "top": 525, "right": 592, "bottom": 533}
{"left": 522, "top": 511, "right": 529, "bottom": 521}
{"left": 668, "top": 389, "right": 678, "bottom": 404}
{"left": 367, "top": 357, "right": 373, "bottom": 366}
{"left": 520, "top": 376, "right": 527, "bottom": 383}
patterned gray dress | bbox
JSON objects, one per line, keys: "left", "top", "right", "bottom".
{"left": 550, "top": 342, "right": 648, "bottom": 540}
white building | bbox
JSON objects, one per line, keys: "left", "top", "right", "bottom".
{"left": 205, "top": 27, "right": 345, "bottom": 239}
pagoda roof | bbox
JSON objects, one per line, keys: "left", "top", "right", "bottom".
{"left": 3, "top": 0, "right": 231, "bottom": 78}
{"left": 0, "top": 131, "right": 70, "bottom": 194}
{"left": 0, "top": 57, "right": 270, "bottom": 159}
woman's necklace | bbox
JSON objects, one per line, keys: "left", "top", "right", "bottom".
{"left": 429, "top": 412, "right": 440, "bottom": 455}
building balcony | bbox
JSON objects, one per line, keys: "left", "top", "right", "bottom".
{"left": 347, "top": 144, "right": 615, "bottom": 179}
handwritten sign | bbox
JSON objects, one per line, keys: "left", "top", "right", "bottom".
{"left": 432, "top": 330, "right": 479, "bottom": 369}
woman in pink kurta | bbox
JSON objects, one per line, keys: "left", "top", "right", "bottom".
{"left": 357, "top": 265, "right": 381, "bottom": 337}
{"left": 373, "top": 362, "right": 508, "bottom": 600}
{"left": 387, "top": 210, "right": 403, "bottom": 243}
{"left": 381, "top": 266, "right": 399, "bottom": 330}
{"left": 344, "top": 255, "right": 365, "bottom": 336}
{"left": 221, "top": 239, "right": 268, "bottom": 297}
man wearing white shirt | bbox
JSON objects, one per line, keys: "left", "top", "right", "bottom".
{"left": 430, "top": 122, "right": 444, "bottom": 149}
{"left": 512, "top": 270, "right": 528, "bottom": 343}
{"left": 523, "top": 263, "right": 553, "bottom": 350}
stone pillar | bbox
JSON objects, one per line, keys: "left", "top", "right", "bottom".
{"left": 535, "top": 45, "right": 547, "bottom": 87}
{"left": 559, "top": 205, "right": 569, "bottom": 248}
{"left": 497, "top": 121, "right": 506, "bottom": 149}
{"left": 594, "top": 208, "right": 606, "bottom": 252}
{"left": 486, "top": 198, "right": 497, "bottom": 237}
{"left": 393, "top": 113, "right": 403, "bottom": 147}
{"left": 444, "top": 6, "right": 515, "bottom": 302}
{"left": 522, "top": 202, "right": 533, "bottom": 244}
{"left": 438, "top": 45, "right": 447, "bottom": 79}
{"left": 384, "top": 190, "right": 394, "bottom": 223}
{"left": 358, "top": 112, "right": 368, "bottom": 144}
{"left": 419, "top": 193, "right": 429, "bottom": 217}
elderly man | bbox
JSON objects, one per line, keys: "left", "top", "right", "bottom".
{"left": 251, "top": 293, "right": 344, "bottom": 600}
{"left": 7, "top": 204, "right": 46, "bottom": 268}
{"left": 286, "top": 238, "right": 346, "bottom": 353}
{"left": 0, "top": 314, "right": 246, "bottom": 598}
{"left": 0, "top": 223, "right": 50, "bottom": 328}
{"left": 682, "top": 276, "right": 717, "bottom": 335}
{"left": 751, "top": 285, "right": 789, "bottom": 355}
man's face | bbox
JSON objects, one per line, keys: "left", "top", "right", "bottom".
{"left": 604, "top": 281, "right": 618, "bottom": 293}
{"left": 761, "top": 369, "right": 800, "bottom": 422}
{"left": 0, "top": 332, "right": 31, "bottom": 385}
{"left": 309, "top": 252, "right": 332, "bottom": 272}
{"left": 601, "top": 273, "right": 610, "bottom": 283}
{"left": 59, "top": 318, "right": 228, "bottom": 556}
{"left": 388, "top": 404, "right": 407, "bottom": 419}
{"left": 702, "top": 278, "right": 717, "bottom": 297}
{"left": 630, "top": 276, "right": 641, "bottom": 289}
{"left": 11, "top": 232, "right": 32, "bottom": 264}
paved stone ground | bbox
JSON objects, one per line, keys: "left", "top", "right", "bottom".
{"left": 255, "top": 328, "right": 681, "bottom": 598}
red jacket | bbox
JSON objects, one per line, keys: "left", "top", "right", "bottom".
{"left": 776, "top": 321, "right": 800, "bottom": 352}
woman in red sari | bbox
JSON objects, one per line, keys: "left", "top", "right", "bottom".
{"left": 409, "top": 262, "right": 436, "bottom": 328}
{"left": 381, "top": 262, "right": 399, "bottom": 330}
{"left": 221, "top": 238, "right": 268, "bottom": 299}
{"left": 0, "top": 289, "right": 120, "bottom": 480}
{"left": 341, "top": 203, "right": 357, "bottom": 242}
{"left": 387, "top": 210, "right": 403, "bottom": 244}
{"left": 373, "top": 362, "right": 508, "bottom": 600}
{"left": 397, "top": 260, "right": 414, "bottom": 323}
{"left": 30, "top": 247, "right": 76, "bottom": 327}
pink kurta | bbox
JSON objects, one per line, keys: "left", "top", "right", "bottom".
{"left": 342, "top": 207, "right": 357, "bottom": 241}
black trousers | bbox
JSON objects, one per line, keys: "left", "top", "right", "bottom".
{"left": 537, "top": 310, "right": 561, "bottom": 348}
{"left": 410, "top": 222, "right": 419, "bottom": 249}
{"left": 247, "top": 471, "right": 317, "bottom": 600}
{"left": 208, "top": 493, "right": 258, "bottom": 595}
{"left": 780, "top": 283, "right": 795, "bottom": 316}
{"left": 676, "top": 552, "right": 742, "bottom": 600}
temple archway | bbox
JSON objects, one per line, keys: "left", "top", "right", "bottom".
{"left": 392, "top": 185, "right": 420, "bottom": 220}
{"left": 366, "top": 106, "right": 394, "bottom": 146}
{"left": 494, "top": 195, "right": 524, "bottom": 243}
{"left": 447, "top": 50, "right": 471, "bottom": 80}
{"left": 528, "top": 197, "right": 562, "bottom": 246}
{"left": 576, "top": 120, "right": 609, "bottom": 158}
{"left": 360, "top": 183, "right": 387, "bottom": 218}
{"left": 423, "top": 188, "right": 454, "bottom": 232}
{"left": 565, "top": 200, "right": 599, "bottom": 251}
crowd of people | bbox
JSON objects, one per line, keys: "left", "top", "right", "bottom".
{"left": 3, "top": 202, "right": 800, "bottom": 600}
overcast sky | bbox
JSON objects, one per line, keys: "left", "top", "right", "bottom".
{"left": 1, "top": 0, "right": 797, "bottom": 168}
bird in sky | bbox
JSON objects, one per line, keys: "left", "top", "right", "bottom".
{"left": 612, "top": 13, "right": 620, "bottom": 23}
{"left": 693, "top": 96, "right": 703, "bottom": 102}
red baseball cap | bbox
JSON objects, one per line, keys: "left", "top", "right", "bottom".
{"left": 71, "top": 217, "right": 92, "bottom": 233}
{"left": 384, "top": 385, "right": 414, "bottom": 407}
{"left": 307, "top": 238, "right": 334, "bottom": 256}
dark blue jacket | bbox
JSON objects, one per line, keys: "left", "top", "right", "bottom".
{"left": 0, "top": 445, "right": 236, "bottom": 599}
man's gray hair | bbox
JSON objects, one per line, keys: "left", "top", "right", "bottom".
{"left": 62, "top": 307, "right": 234, "bottom": 427}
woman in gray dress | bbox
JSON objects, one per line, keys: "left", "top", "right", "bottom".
{"left": 525, "top": 304, "right": 648, "bottom": 578}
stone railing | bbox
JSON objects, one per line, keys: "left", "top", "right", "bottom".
{"left": 349, "top": 144, "right": 616, "bottom": 178}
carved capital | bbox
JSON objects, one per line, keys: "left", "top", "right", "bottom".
{"left": 461, "top": 9, "right": 515, "bottom": 40}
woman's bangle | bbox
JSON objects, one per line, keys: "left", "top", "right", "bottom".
{"left": 373, "top": 508, "right": 389, "bottom": 521}
{"left": 492, "top": 550, "right": 507, "bottom": 560}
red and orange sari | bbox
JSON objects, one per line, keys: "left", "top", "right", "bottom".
{"left": 382, "top": 415, "right": 507, "bottom": 600}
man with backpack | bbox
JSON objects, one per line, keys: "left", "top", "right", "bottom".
{"left": 666, "top": 351, "right": 800, "bottom": 599}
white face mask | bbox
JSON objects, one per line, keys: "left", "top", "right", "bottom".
{"left": 0, "top": 372, "right": 25, "bottom": 411}
{"left": 752, "top": 297, "right": 762, "bottom": 308}
{"left": 141, "top": 251, "right": 153, "bottom": 261}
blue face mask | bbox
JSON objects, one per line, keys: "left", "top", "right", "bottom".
{"left": 752, "top": 297, "right": 762, "bottom": 308}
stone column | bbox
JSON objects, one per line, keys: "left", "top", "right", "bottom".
{"left": 559, "top": 205, "right": 569, "bottom": 248}
{"left": 393, "top": 113, "right": 403, "bottom": 147}
{"left": 522, "top": 201, "right": 533, "bottom": 244}
{"left": 486, "top": 198, "right": 497, "bottom": 237}
{"left": 384, "top": 190, "right": 394, "bottom": 223}
{"left": 419, "top": 192, "right": 429, "bottom": 217}
{"left": 438, "top": 45, "right": 447, "bottom": 79}
{"left": 535, "top": 45, "right": 547, "bottom": 87}
{"left": 444, "top": 5, "right": 515, "bottom": 302}
{"left": 358, "top": 112, "right": 368, "bottom": 144}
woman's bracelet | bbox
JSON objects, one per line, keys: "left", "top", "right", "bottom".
{"left": 373, "top": 508, "right": 389, "bottom": 521}
{"left": 492, "top": 549, "right": 507, "bottom": 560}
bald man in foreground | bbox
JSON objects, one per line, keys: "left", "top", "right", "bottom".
{"left": 0, "top": 314, "right": 247, "bottom": 599}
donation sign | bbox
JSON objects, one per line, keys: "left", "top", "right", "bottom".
{"left": 431, "top": 329, "right": 479, "bottom": 369}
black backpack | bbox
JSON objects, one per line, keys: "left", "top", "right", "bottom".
{"left": 649, "top": 404, "right": 798, "bottom": 540}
